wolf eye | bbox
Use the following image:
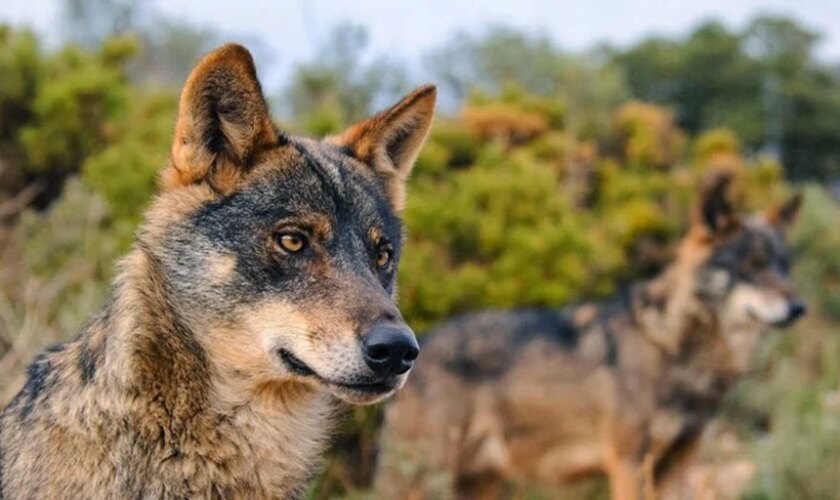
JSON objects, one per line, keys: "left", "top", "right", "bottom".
{"left": 376, "top": 246, "right": 393, "bottom": 269}
{"left": 274, "top": 232, "right": 307, "bottom": 253}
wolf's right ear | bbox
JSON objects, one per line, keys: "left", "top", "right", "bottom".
{"left": 163, "top": 44, "right": 278, "bottom": 194}
{"left": 330, "top": 85, "right": 436, "bottom": 211}
{"left": 693, "top": 171, "right": 739, "bottom": 237}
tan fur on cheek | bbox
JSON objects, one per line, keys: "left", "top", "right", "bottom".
{"left": 199, "top": 302, "right": 318, "bottom": 409}
{"left": 241, "top": 301, "right": 316, "bottom": 349}
{"left": 204, "top": 324, "right": 277, "bottom": 379}
{"left": 235, "top": 298, "right": 372, "bottom": 384}
{"left": 207, "top": 253, "right": 237, "bottom": 281}
{"left": 204, "top": 301, "right": 314, "bottom": 377}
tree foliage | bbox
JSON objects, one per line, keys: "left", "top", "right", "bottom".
{"left": 613, "top": 16, "right": 840, "bottom": 181}
{"left": 0, "top": 27, "right": 136, "bottom": 207}
{"left": 427, "top": 27, "right": 629, "bottom": 137}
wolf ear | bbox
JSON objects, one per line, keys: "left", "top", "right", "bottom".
{"left": 331, "top": 85, "right": 436, "bottom": 210}
{"left": 693, "top": 171, "right": 739, "bottom": 237}
{"left": 163, "top": 44, "right": 278, "bottom": 193}
{"left": 767, "top": 193, "right": 802, "bottom": 228}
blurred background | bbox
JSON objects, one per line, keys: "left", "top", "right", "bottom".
{"left": 2, "top": 1, "right": 840, "bottom": 498}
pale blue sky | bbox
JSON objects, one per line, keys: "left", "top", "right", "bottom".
{"left": 3, "top": 0, "right": 839, "bottom": 90}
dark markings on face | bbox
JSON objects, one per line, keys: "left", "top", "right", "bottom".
{"left": 165, "top": 139, "right": 403, "bottom": 319}
{"left": 699, "top": 222, "right": 791, "bottom": 298}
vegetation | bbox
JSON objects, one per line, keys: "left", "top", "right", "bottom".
{"left": 612, "top": 16, "right": 840, "bottom": 181}
{"left": 430, "top": 18, "right": 840, "bottom": 181}
{"left": 2, "top": 8, "right": 840, "bottom": 498}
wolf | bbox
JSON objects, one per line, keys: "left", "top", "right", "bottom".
{"left": 0, "top": 44, "right": 435, "bottom": 498}
{"left": 378, "top": 174, "right": 804, "bottom": 500}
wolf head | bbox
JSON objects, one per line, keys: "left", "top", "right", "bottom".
{"left": 652, "top": 173, "right": 805, "bottom": 368}
{"left": 688, "top": 173, "right": 804, "bottom": 329}
{"left": 139, "top": 44, "right": 435, "bottom": 405}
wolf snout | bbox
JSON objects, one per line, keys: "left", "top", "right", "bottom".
{"left": 787, "top": 299, "right": 807, "bottom": 322}
{"left": 362, "top": 325, "right": 419, "bottom": 377}
{"left": 773, "top": 298, "right": 807, "bottom": 327}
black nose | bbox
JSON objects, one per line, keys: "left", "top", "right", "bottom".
{"left": 788, "top": 300, "right": 807, "bottom": 321}
{"left": 362, "top": 325, "right": 419, "bottom": 377}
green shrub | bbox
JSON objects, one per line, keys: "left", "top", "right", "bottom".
{"left": 18, "top": 36, "right": 136, "bottom": 176}
{"left": 83, "top": 91, "right": 176, "bottom": 240}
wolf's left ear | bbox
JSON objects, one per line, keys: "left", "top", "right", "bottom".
{"left": 331, "top": 85, "right": 436, "bottom": 210}
{"left": 164, "top": 44, "right": 278, "bottom": 193}
{"left": 693, "top": 171, "right": 739, "bottom": 237}
{"left": 767, "top": 193, "right": 802, "bottom": 228}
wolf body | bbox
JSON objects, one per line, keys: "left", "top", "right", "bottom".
{"left": 379, "top": 177, "right": 803, "bottom": 500}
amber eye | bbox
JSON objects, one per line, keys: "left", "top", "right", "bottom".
{"left": 376, "top": 247, "right": 393, "bottom": 269}
{"left": 274, "top": 232, "right": 307, "bottom": 253}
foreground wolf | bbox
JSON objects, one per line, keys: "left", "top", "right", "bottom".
{"left": 0, "top": 44, "right": 435, "bottom": 498}
{"left": 379, "top": 175, "right": 804, "bottom": 500}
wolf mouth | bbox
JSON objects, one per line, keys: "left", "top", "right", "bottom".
{"left": 277, "top": 349, "right": 396, "bottom": 394}
{"left": 278, "top": 348, "right": 316, "bottom": 376}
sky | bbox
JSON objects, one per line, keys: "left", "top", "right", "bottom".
{"left": 2, "top": 0, "right": 839, "bottom": 90}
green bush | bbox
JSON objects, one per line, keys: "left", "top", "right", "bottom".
{"left": 0, "top": 26, "right": 40, "bottom": 166}
{"left": 18, "top": 36, "right": 135, "bottom": 176}
{"left": 83, "top": 92, "right": 176, "bottom": 240}
{"left": 0, "top": 26, "right": 137, "bottom": 206}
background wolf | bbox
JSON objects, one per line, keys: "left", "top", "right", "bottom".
{"left": 378, "top": 174, "right": 804, "bottom": 500}
{"left": 0, "top": 44, "right": 435, "bottom": 498}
